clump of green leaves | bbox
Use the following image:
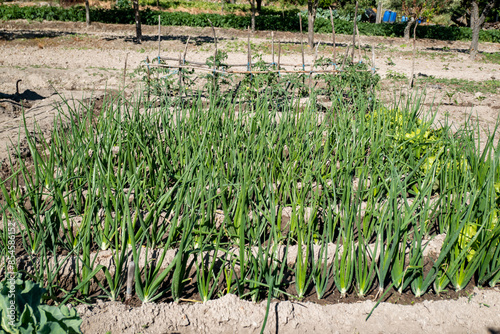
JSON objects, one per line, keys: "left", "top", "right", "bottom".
{"left": 321, "top": 61, "right": 379, "bottom": 105}
{"left": 0, "top": 276, "right": 82, "bottom": 334}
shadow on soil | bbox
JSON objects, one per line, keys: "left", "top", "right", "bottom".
{"left": 0, "top": 29, "right": 78, "bottom": 41}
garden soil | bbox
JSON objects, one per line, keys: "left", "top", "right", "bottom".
{"left": 1, "top": 19, "right": 500, "bottom": 333}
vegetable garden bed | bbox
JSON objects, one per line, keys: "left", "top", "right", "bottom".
{"left": 1, "top": 55, "right": 499, "bottom": 333}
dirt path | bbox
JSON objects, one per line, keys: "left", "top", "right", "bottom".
{"left": 1, "top": 19, "right": 500, "bottom": 333}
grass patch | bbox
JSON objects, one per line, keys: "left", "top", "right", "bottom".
{"left": 416, "top": 77, "right": 500, "bottom": 94}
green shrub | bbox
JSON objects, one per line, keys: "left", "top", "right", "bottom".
{"left": 0, "top": 4, "right": 498, "bottom": 43}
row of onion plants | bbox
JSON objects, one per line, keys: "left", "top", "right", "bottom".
{"left": 1, "top": 79, "right": 499, "bottom": 305}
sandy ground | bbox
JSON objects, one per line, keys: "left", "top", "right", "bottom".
{"left": 1, "top": 19, "right": 500, "bottom": 333}
{"left": 75, "top": 288, "right": 500, "bottom": 334}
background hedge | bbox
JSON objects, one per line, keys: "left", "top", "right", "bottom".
{"left": 1, "top": 5, "right": 499, "bottom": 43}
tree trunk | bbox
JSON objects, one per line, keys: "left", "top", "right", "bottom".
{"left": 307, "top": 0, "right": 318, "bottom": 48}
{"left": 470, "top": 1, "right": 480, "bottom": 59}
{"left": 376, "top": 1, "right": 383, "bottom": 24}
{"left": 404, "top": 17, "right": 415, "bottom": 41}
{"left": 85, "top": 0, "right": 90, "bottom": 27}
{"left": 133, "top": 0, "right": 142, "bottom": 44}
{"left": 256, "top": 0, "right": 262, "bottom": 12}
{"left": 250, "top": 0, "right": 256, "bottom": 32}
{"left": 469, "top": 0, "right": 496, "bottom": 60}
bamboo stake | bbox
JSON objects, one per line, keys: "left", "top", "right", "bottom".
{"left": 309, "top": 41, "right": 320, "bottom": 95}
{"left": 277, "top": 41, "right": 281, "bottom": 69}
{"left": 271, "top": 31, "right": 275, "bottom": 67}
{"left": 178, "top": 52, "right": 182, "bottom": 91}
{"left": 372, "top": 44, "right": 375, "bottom": 73}
{"left": 183, "top": 36, "right": 191, "bottom": 63}
{"left": 146, "top": 56, "right": 151, "bottom": 103}
{"left": 329, "top": 7, "right": 336, "bottom": 65}
{"left": 277, "top": 40, "right": 281, "bottom": 81}
{"left": 158, "top": 15, "right": 161, "bottom": 59}
{"left": 341, "top": 44, "right": 350, "bottom": 70}
{"left": 352, "top": 1, "right": 358, "bottom": 62}
{"left": 207, "top": 19, "right": 217, "bottom": 86}
{"left": 409, "top": 21, "right": 419, "bottom": 89}
{"left": 247, "top": 27, "right": 252, "bottom": 72}
{"left": 299, "top": 13, "right": 305, "bottom": 71}
{"left": 123, "top": 53, "right": 128, "bottom": 90}
{"left": 356, "top": 25, "right": 362, "bottom": 62}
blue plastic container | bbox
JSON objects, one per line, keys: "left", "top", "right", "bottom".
{"left": 402, "top": 16, "right": 408, "bottom": 22}
{"left": 390, "top": 11, "right": 397, "bottom": 23}
{"left": 382, "top": 11, "right": 391, "bottom": 23}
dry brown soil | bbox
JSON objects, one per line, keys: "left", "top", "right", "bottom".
{"left": 1, "top": 19, "right": 500, "bottom": 333}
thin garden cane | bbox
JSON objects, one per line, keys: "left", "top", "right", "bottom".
{"left": 157, "top": 15, "right": 161, "bottom": 59}
{"left": 351, "top": 1, "right": 358, "bottom": 62}
{"left": 356, "top": 25, "right": 362, "bottom": 62}
{"left": 408, "top": 21, "right": 419, "bottom": 89}
{"left": 298, "top": 13, "right": 305, "bottom": 72}
{"left": 145, "top": 56, "right": 151, "bottom": 103}
{"left": 122, "top": 53, "right": 128, "bottom": 91}
{"left": 207, "top": 19, "right": 218, "bottom": 89}
{"left": 277, "top": 40, "right": 281, "bottom": 82}
{"left": 271, "top": 31, "right": 275, "bottom": 68}
{"left": 329, "top": 7, "right": 336, "bottom": 65}
{"left": 181, "top": 36, "right": 191, "bottom": 97}
{"left": 247, "top": 27, "right": 252, "bottom": 72}
{"left": 309, "top": 42, "right": 320, "bottom": 96}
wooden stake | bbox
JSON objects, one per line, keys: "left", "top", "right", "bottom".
{"left": 207, "top": 19, "right": 217, "bottom": 64}
{"left": 146, "top": 56, "right": 151, "bottom": 103}
{"left": 158, "top": 15, "right": 161, "bottom": 59}
{"left": 309, "top": 41, "right": 320, "bottom": 94}
{"left": 409, "top": 22, "right": 419, "bottom": 90}
{"left": 277, "top": 40, "right": 281, "bottom": 77}
{"left": 207, "top": 19, "right": 217, "bottom": 86}
{"left": 299, "top": 13, "right": 305, "bottom": 70}
{"left": 178, "top": 52, "right": 182, "bottom": 92}
{"left": 356, "top": 25, "right": 362, "bottom": 62}
{"left": 329, "top": 7, "right": 336, "bottom": 65}
{"left": 341, "top": 44, "right": 350, "bottom": 70}
{"left": 247, "top": 28, "right": 252, "bottom": 71}
{"left": 372, "top": 44, "right": 375, "bottom": 72}
{"left": 123, "top": 53, "right": 128, "bottom": 90}
{"left": 180, "top": 36, "right": 190, "bottom": 96}
{"left": 271, "top": 31, "right": 275, "bottom": 67}
{"left": 352, "top": 1, "right": 358, "bottom": 62}
{"left": 183, "top": 36, "right": 191, "bottom": 63}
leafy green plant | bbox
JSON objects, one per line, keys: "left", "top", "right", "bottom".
{"left": 386, "top": 70, "right": 407, "bottom": 80}
{"left": 0, "top": 277, "right": 82, "bottom": 334}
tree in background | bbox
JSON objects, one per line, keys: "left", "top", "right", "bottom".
{"left": 248, "top": 0, "right": 257, "bottom": 31}
{"left": 376, "top": 1, "right": 383, "bottom": 23}
{"left": 133, "top": 0, "right": 142, "bottom": 43}
{"left": 468, "top": 0, "right": 497, "bottom": 59}
{"left": 383, "top": 0, "right": 449, "bottom": 40}
{"left": 307, "top": 0, "right": 321, "bottom": 47}
{"left": 85, "top": 0, "right": 90, "bottom": 27}
{"left": 306, "top": 0, "right": 375, "bottom": 47}
{"left": 247, "top": 0, "right": 264, "bottom": 32}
